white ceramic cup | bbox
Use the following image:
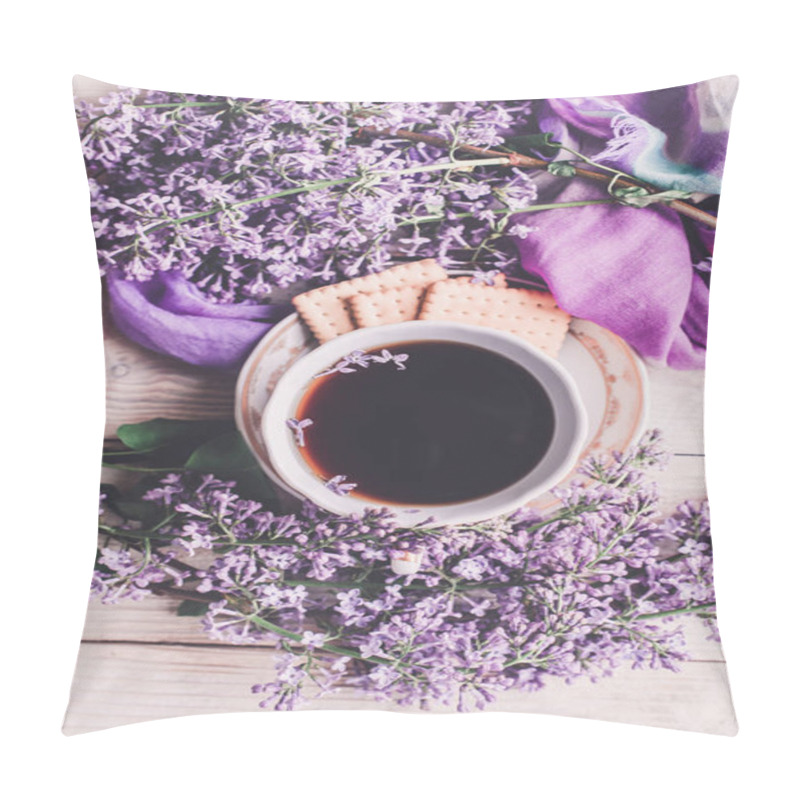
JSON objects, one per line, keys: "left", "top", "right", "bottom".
{"left": 262, "top": 320, "right": 588, "bottom": 525}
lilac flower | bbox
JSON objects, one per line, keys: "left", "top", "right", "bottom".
{"left": 286, "top": 417, "right": 313, "bottom": 447}
{"left": 92, "top": 431, "right": 720, "bottom": 712}
{"left": 301, "top": 631, "right": 327, "bottom": 648}
{"left": 469, "top": 268, "right": 501, "bottom": 286}
{"left": 77, "top": 90, "right": 537, "bottom": 308}
{"left": 694, "top": 257, "right": 713, "bottom": 273}
{"left": 507, "top": 223, "right": 534, "bottom": 239}
{"left": 323, "top": 475, "right": 358, "bottom": 496}
{"left": 314, "top": 349, "right": 409, "bottom": 379}
{"left": 91, "top": 546, "right": 190, "bottom": 604}
{"left": 313, "top": 350, "right": 372, "bottom": 378}
{"left": 370, "top": 349, "right": 409, "bottom": 370}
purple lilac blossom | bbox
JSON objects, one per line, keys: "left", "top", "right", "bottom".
{"left": 469, "top": 268, "right": 501, "bottom": 286}
{"left": 286, "top": 417, "right": 313, "bottom": 447}
{"left": 91, "top": 547, "right": 190, "bottom": 604}
{"left": 77, "top": 90, "right": 534, "bottom": 299}
{"left": 314, "top": 349, "right": 409, "bottom": 378}
{"left": 313, "top": 350, "right": 372, "bottom": 378}
{"left": 323, "top": 475, "right": 358, "bottom": 496}
{"left": 370, "top": 349, "right": 409, "bottom": 370}
{"left": 93, "top": 430, "right": 719, "bottom": 710}
{"left": 76, "top": 90, "right": 538, "bottom": 367}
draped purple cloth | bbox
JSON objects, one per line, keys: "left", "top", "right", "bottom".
{"left": 516, "top": 76, "right": 737, "bottom": 368}
{"left": 106, "top": 272, "right": 287, "bottom": 369}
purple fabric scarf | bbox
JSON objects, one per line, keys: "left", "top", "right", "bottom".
{"left": 106, "top": 272, "right": 287, "bottom": 369}
{"left": 516, "top": 77, "right": 735, "bottom": 368}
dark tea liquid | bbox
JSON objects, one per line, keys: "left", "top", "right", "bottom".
{"left": 296, "top": 341, "right": 555, "bottom": 505}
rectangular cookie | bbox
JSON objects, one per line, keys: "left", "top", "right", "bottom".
{"left": 349, "top": 271, "right": 507, "bottom": 329}
{"left": 348, "top": 284, "right": 429, "bottom": 328}
{"left": 292, "top": 259, "right": 446, "bottom": 343}
{"left": 418, "top": 281, "right": 571, "bottom": 358}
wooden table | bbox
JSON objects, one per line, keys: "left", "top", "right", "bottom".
{"left": 63, "top": 325, "right": 737, "bottom": 735}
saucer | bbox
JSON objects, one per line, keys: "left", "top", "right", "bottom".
{"left": 235, "top": 277, "right": 649, "bottom": 511}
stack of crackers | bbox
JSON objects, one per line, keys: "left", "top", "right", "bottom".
{"left": 292, "top": 259, "right": 571, "bottom": 359}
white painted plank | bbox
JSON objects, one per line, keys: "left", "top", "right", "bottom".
{"left": 81, "top": 596, "right": 222, "bottom": 645}
{"left": 657, "top": 454, "right": 707, "bottom": 514}
{"left": 647, "top": 366, "right": 706, "bottom": 455}
{"left": 104, "top": 325, "right": 236, "bottom": 438}
{"left": 62, "top": 642, "right": 737, "bottom": 736}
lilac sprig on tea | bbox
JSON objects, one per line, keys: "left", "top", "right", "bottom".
{"left": 286, "top": 417, "right": 313, "bottom": 447}
{"left": 312, "top": 349, "right": 409, "bottom": 379}
{"left": 323, "top": 475, "right": 358, "bottom": 496}
{"left": 93, "top": 431, "right": 719, "bottom": 712}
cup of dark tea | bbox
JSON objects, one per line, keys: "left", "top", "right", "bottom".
{"left": 262, "top": 321, "right": 588, "bottom": 525}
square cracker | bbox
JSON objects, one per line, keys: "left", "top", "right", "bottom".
{"left": 418, "top": 281, "right": 571, "bottom": 358}
{"left": 348, "top": 284, "right": 429, "bottom": 328}
{"left": 349, "top": 272, "right": 508, "bottom": 328}
{"left": 292, "top": 259, "right": 446, "bottom": 342}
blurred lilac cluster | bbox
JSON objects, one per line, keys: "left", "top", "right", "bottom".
{"left": 77, "top": 89, "right": 537, "bottom": 301}
{"left": 94, "top": 432, "right": 718, "bottom": 712}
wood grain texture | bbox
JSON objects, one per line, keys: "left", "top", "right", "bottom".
{"left": 104, "top": 324, "right": 237, "bottom": 437}
{"left": 647, "top": 366, "right": 706, "bottom": 455}
{"left": 658, "top": 455, "right": 707, "bottom": 513}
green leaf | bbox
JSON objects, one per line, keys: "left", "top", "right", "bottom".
{"left": 177, "top": 599, "right": 210, "bottom": 617}
{"left": 116, "top": 418, "right": 234, "bottom": 452}
{"left": 231, "top": 470, "right": 278, "bottom": 507}
{"left": 111, "top": 500, "right": 163, "bottom": 527}
{"left": 185, "top": 431, "right": 278, "bottom": 507}
{"left": 613, "top": 185, "right": 649, "bottom": 199}
{"left": 547, "top": 162, "right": 577, "bottom": 178}
{"left": 614, "top": 187, "right": 695, "bottom": 208}
{"left": 506, "top": 132, "right": 560, "bottom": 153}
{"left": 100, "top": 483, "right": 121, "bottom": 501}
{"left": 185, "top": 431, "right": 258, "bottom": 472}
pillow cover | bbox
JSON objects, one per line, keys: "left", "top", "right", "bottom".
{"left": 64, "top": 74, "right": 738, "bottom": 735}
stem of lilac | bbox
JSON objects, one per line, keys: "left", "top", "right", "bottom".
{"left": 615, "top": 621, "right": 671, "bottom": 656}
{"left": 214, "top": 516, "right": 238, "bottom": 544}
{"left": 549, "top": 140, "right": 643, "bottom": 187}
{"left": 247, "top": 614, "right": 391, "bottom": 665}
{"left": 397, "top": 199, "right": 617, "bottom": 228}
{"left": 357, "top": 126, "right": 717, "bottom": 229}
{"left": 626, "top": 602, "right": 716, "bottom": 621}
{"left": 102, "top": 446, "right": 169, "bottom": 458}
{"left": 100, "top": 462, "right": 189, "bottom": 472}
{"left": 584, "top": 519, "right": 639, "bottom": 569}
{"left": 137, "top": 102, "right": 229, "bottom": 109}
{"left": 80, "top": 101, "right": 232, "bottom": 139}
{"left": 98, "top": 511, "right": 178, "bottom": 540}
{"left": 139, "top": 156, "right": 517, "bottom": 236}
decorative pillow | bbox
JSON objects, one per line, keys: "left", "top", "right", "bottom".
{"left": 64, "top": 74, "right": 739, "bottom": 735}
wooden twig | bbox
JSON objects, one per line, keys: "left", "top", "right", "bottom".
{"left": 356, "top": 126, "right": 717, "bottom": 229}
